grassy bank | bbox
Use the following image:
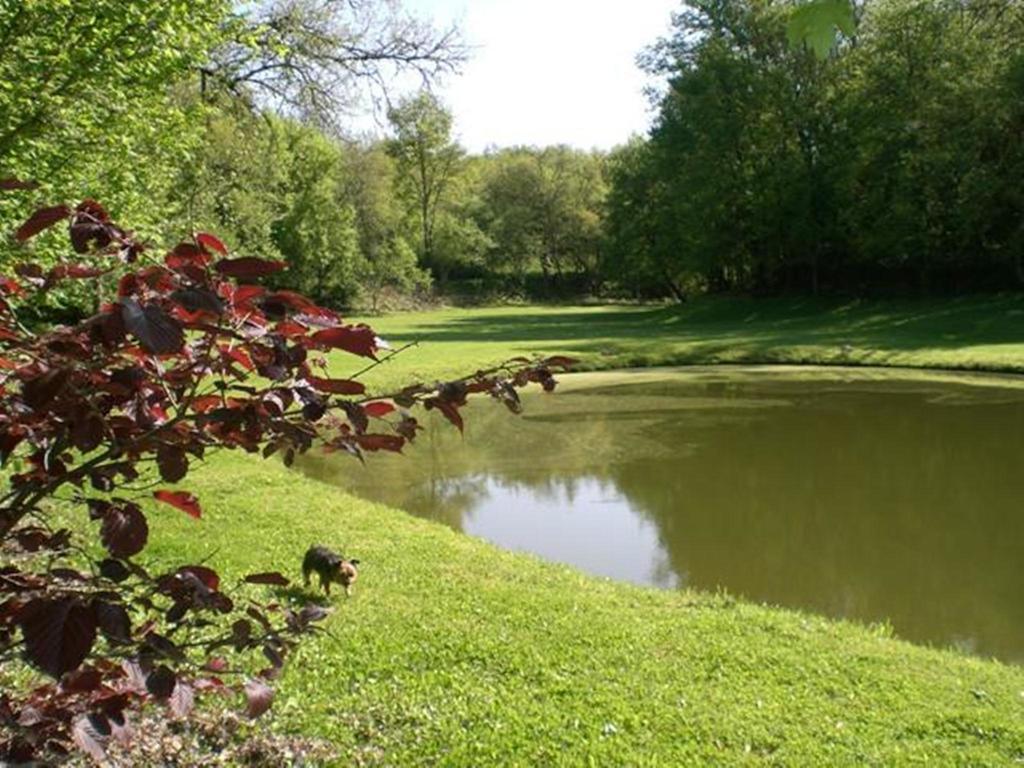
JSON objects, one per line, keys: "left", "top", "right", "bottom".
{"left": 335, "top": 294, "right": 1024, "bottom": 390}
{"left": 134, "top": 296, "right": 1024, "bottom": 764}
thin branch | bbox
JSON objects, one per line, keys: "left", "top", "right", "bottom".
{"left": 348, "top": 339, "right": 420, "bottom": 380}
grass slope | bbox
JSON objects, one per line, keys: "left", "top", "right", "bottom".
{"left": 133, "top": 297, "right": 1024, "bottom": 764}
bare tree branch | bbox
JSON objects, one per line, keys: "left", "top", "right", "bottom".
{"left": 206, "top": 0, "right": 469, "bottom": 131}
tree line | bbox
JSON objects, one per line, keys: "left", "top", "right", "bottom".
{"left": 3, "top": 0, "right": 1022, "bottom": 313}
{"left": 0, "top": 0, "right": 609, "bottom": 316}
{"left": 605, "top": 0, "right": 1024, "bottom": 299}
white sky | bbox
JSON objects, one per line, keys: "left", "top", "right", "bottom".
{"left": 395, "top": 0, "right": 680, "bottom": 152}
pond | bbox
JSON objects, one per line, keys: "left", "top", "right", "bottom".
{"left": 298, "top": 367, "right": 1024, "bottom": 664}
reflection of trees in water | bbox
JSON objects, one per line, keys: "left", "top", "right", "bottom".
{"left": 297, "top": 377, "right": 1024, "bottom": 662}
{"left": 608, "top": 390, "right": 1024, "bottom": 662}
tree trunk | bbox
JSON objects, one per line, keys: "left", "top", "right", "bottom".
{"left": 811, "top": 247, "right": 820, "bottom": 296}
{"left": 662, "top": 270, "right": 687, "bottom": 303}
{"left": 1013, "top": 225, "right": 1024, "bottom": 287}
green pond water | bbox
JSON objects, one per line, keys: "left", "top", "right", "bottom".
{"left": 298, "top": 367, "right": 1024, "bottom": 664}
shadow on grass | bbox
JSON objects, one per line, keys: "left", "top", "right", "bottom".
{"left": 386, "top": 295, "right": 1024, "bottom": 355}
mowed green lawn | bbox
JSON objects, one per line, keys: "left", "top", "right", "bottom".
{"left": 140, "top": 297, "right": 1024, "bottom": 765}
{"left": 336, "top": 294, "right": 1024, "bottom": 390}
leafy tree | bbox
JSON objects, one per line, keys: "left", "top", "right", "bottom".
{"left": 476, "top": 147, "right": 607, "bottom": 293}
{"left": 359, "top": 236, "right": 430, "bottom": 313}
{"left": 387, "top": 91, "right": 464, "bottom": 285}
{"left": 0, "top": 1, "right": 226, "bottom": 316}
{"left": 607, "top": 0, "right": 1024, "bottom": 297}
{"left": 603, "top": 139, "right": 692, "bottom": 301}
{"left": 271, "top": 123, "right": 365, "bottom": 304}
{"left": 0, "top": 1, "right": 223, "bottom": 166}
{"left": 342, "top": 143, "right": 430, "bottom": 310}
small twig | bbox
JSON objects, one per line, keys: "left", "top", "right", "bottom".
{"left": 347, "top": 339, "right": 420, "bottom": 381}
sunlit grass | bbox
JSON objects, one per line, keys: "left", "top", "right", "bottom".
{"left": 335, "top": 295, "right": 1024, "bottom": 395}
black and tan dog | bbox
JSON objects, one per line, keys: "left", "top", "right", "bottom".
{"left": 302, "top": 545, "right": 359, "bottom": 597}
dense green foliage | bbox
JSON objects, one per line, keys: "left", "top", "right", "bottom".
{"left": 0, "top": 0, "right": 225, "bottom": 316}
{"left": 604, "top": 0, "right": 1024, "bottom": 299}
{"left": 0, "top": 1, "right": 467, "bottom": 314}
{"left": 0, "top": 0, "right": 608, "bottom": 312}
{"left": 6, "top": 0, "right": 1024, "bottom": 311}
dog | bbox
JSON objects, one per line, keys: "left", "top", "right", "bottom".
{"left": 302, "top": 545, "right": 359, "bottom": 597}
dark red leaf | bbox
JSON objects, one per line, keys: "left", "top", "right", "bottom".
{"left": 244, "top": 679, "right": 274, "bottom": 719}
{"left": 98, "top": 558, "right": 131, "bottom": 582}
{"left": 306, "top": 375, "right": 366, "bottom": 396}
{"left": 152, "top": 493, "right": 200, "bottom": 524}
{"left": 75, "top": 199, "right": 110, "bottom": 222}
{"left": 156, "top": 444, "right": 188, "bottom": 483}
{"left": 310, "top": 324, "right": 380, "bottom": 358}
{"left": 165, "top": 242, "right": 210, "bottom": 271}
{"left": 425, "top": 397, "right": 464, "bottom": 433}
{"left": 71, "top": 412, "right": 105, "bottom": 453}
{"left": 196, "top": 232, "right": 228, "bottom": 256}
{"left": 190, "top": 395, "right": 224, "bottom": 413}
{"left": 364, "top": 401, "right": 396, "bottom": 418}
{"left": 261, "top": 290, "right": 324, "bottom": 317}
{"left": 543, "top": 356, "right": 578, "bottom": 370}
{"left": 146, "top": 665, "right": 176, "bottom": 699}
{"left": 178, "top": 565, "right": 219, "bottom": 591}
{"left": 243, "top": 572, "right": 290, "bottom": 587}
{"left": 99, "top": 503, "right": 148, "bottom": 558}
{"left": 49, "top": 264, "right": 109, "bottom": 285}
{"left": 17, "top": 598, "right": 97, "bottom": 678}
{"left": 220, "top": 345, "right": 253, "bottom": 372}
{"left": 170, "top": 287, "right": 224, "bottom": 316}
{"left": 13, "top": 527, "right": 49, "bottom": 552}
{"left": 87, "top": 499, "right": 112, "bottom": 520}
{"left": 230, "top": 284, "right": 266, "bottom": 309}
{"left": 214, "top": 257, "right": 286, "bottom": 279}
{"left": 21, "top": 367, "right": 71, "bottom": 410}
{"left": 14, "top": 262, "right": 43, "bottom": 281}
{"left": 438, "top": 381, "right": 469, "bottom": 405}
{"left": 69, "top": 212, "right": 114, "bottom": 253}
{"left": 299, "top": 604, "right": 330, "bottom": 624}
{"left": 15, "top": 204, "right": 70, "bottom": 241}
{"left": 272, "top": 320, "right": 308, "bottom": 339}
{"left": 0, "top": 178, "right": 39, "bottom": 191}
{"left": 120, "top": 299, "right": 184, "bottom": 355}
{"left": 341, "top": 401, "right": 368, "bottom": 434}
{"left": 263, "top": 644, "right": 284, "bottom": 669}
{"left": 60, "top": 667, "right": 103, "bottom": 693}
{"left": 143, "top": 631, "right": 186, "bottom": 662}
{"left": 96, "top": 602, "right": 132, "bottom": 644}
{"left": 354, "top": 433, "right": 405, "bottom": 453}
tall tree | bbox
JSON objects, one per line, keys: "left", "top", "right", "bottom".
{"left": 387, "top": 91, "right": 463, "bottom": 284}
{"left": 478, "top": 147, "right": 607, "bottom": 292}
